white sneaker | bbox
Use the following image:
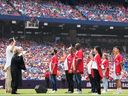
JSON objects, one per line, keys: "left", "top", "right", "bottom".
{"left": 119, "top": 89, "right": 123, "bottom": 94}
{"left": 74, "top": 91, "right": 82, "bottom": 94}
{"left": 78, "top": 91, "right": 82, "bottom": 94}
{"left": 102, "top": 90, "right": 107, "bottom": 93}
{"left": 117, "top": 91, "right": 122, "bottom": 94}
{"left": 92, "top": 93, "right": 100, "bottom": 95}
{"left": 0, "top": 86, "right": 3, "bottom": 89}
{"left": 49, "top": 90, "right": 56, "bottom": 93}
{"left": 113, "top": 91, "right": 122, "bottom": 95}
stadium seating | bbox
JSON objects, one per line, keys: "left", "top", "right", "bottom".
{"left": 0, "top": 0, "right": 20, "bottom": 16}
{"left": 0, "top": 38, "right": 128, "bottom": 81}
{"left": 0, "top": 0, "right": 127, "bottom": 22}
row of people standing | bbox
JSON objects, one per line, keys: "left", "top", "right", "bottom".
{"left": 64, "top": 44, "right": 104, "bottom": 95}
{"left": 49, "top": 43, "right": 84, "bottom": 93}
{"left": 87, "top": 46, "right": 123, "bottom": 95}
{"left": 64, "top": 43, "right": 84, "bottom": 94}
{"left": 49, "top": 43, "right": 123, "bottom": 95}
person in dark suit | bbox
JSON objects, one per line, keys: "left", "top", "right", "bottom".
{"left": 11, "top": 47, "right": 26, "bottom": 94}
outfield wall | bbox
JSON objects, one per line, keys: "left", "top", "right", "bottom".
{"left": 0, "top": 80, "right": 128, "bottom": 89}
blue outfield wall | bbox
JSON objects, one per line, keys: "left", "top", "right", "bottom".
{"left": 0, "top": 15, "right": 128, "bottom": 27}
{"left": 0, "top": 80, "right": 128, "bottom": 89}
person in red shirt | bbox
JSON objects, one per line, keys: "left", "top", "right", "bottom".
{"left": 73, "top": 43, "right": 83, "bottom": 93}
{"left": 113, "top": 46, "right": 123, "bottom": 94}
{"left": 64, "top": 47, "right": 74, "bottom": 93}
{"left": 49, "top": 49, "right": 58, "bottom": 93}
{"left": 101, "top": 53, "right": 109, "bottom": 93}
{"left": 91, "top": 46, "right": 103, "bottom": 95}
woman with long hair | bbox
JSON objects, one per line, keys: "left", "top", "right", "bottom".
{"left": 87, "top": 50, "right": 96, "bottom": 93}
{"left": 91, "top": 46, "right": 103, "bottom": 95}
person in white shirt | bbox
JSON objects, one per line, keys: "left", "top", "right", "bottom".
{"left": 4, "top": 38, "right": 16, "bottom": 93}
{"left": 87, "top": 51, "right": 96, "bottom": 93}
{"left": 64, "top": 47, "right": 74, "bottom": 93}
{"left": 91, "top": 46, "right": 103, "bottom": 95}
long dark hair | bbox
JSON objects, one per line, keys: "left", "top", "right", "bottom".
{"left": 9, "top": 38, "right": 14, "bottom": 44}
{"left": 94, "top": 46, "right": 102, "bottom": 58}
{"left": 113, "top": 46, "right": 121, "bottom": 53}
{"left": 103, "top": 53, "right": 108, "bottom": 60}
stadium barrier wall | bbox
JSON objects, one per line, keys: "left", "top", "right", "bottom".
{"left": 0, "top": 15, "right": 128, "bottom": 27}
{"left": 0, "top": 80, "right": 128, "bottom": 89}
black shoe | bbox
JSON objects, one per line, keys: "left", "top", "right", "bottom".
{"left": 11, "top": 92, "right": 20, "bottom": 94}
{"left": 11, "top": 92, "right": 17, "bottom": 94}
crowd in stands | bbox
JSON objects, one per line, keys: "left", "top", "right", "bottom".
{"left": 0, "top": 0, "right": 20, "bottom": 16}
{"left": 0, "top": 38, "right": 128, "bottom": 81}
{"left": 9, "top": 0, "right": 84, "bottom": 19}
{"left": 76, "top": 3, "right": 128, "bottom": 22}
{"left": 0, "top": 0, "right": 127, "bottom": 22}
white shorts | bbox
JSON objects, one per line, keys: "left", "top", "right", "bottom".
{"left": 114, "top": 73, "right": 121, "bottom": 80}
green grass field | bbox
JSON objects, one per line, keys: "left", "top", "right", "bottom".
{"left": 0, "top": 89, "right": 128, "bottom": 96}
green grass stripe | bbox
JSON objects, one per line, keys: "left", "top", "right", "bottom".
{"left": 0, "top": 89, "right": 128, "bottom": 96}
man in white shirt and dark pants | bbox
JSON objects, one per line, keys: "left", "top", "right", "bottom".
{"left": 4, "top": 38, "right": 16, "bottom": 93}
{"left": 64, "top": 47, "right": 74, "bottom": 93}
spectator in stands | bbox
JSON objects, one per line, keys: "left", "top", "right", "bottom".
{"left": 0, "top": 0, "right": 128, "bottom": 22}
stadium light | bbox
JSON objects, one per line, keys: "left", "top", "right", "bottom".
{"left": 12, "top": 20, "right": 16, "bottom": 24}
{"left": 77, "top": 24, "right": 81, "bottom": 28}
{"left": 110, "top": 26, "right": 114, "bottom": 29}
{"left": 44, "top": 22, "right": 48, "bottom": 26}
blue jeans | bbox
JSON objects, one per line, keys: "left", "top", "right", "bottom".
{"left": 74, "top": 73, "right": 82, "bottom": 91}
{"left": 50, "top": 74, "right": 57, "bottom": 91}
{"left": 102, "top": 77, "right": 108, "bottom": 91}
